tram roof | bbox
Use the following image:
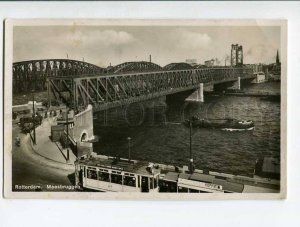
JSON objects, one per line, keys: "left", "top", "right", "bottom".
{"left": 190, "top": 173, "right": 215, "bottom": 183}
{"left": 213, "top": 179, "right": 244, "bottom": 193}
{"left": 164, "top": 172, "right": 179, "bottom": 182}
{"left": 77, "top": 157, "right": 158, "bottom": 176}
{"left": 178, "top": 173, "right": 191, "bottom": 180}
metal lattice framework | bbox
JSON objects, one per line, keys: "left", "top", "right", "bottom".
{"left": 108, "top": 61, "right": 162, "bottom": 74}
{"left": 48, "top": 67, "right": 255, "bottom": 112}
{"left": 13, "top": 59, "right": 106, "bottom": 93}
{"left": 164, "top": 63, "right": 194, "bottom": 70}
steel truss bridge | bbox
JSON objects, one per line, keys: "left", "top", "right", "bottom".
{"left": 13, "top": 59, "right": 106, "bottom": 93}
{"left": 13, "top": 59, "right": 255, "bottom": 112}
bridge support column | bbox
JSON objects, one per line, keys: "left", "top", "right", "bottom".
{"left": 231, "top": 76, "right": 241, "bottom": 90}
{"left": 185, "top": 83, "right": 204, "bottom": 102}
{"left": 197, "top": 83, "right": 204, "bottom": 102}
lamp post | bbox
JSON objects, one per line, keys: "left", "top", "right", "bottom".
{"left": 127, "top": 137, "right": 131, "bottom": 162}
{"left": 66, "top": 108, "right": 70, "bottom": 163}
{"left": 189, "top": 119, "right": 194, "bottom": 174}
{"left": 32, "top": 93, "right": 36, "bottom": 145}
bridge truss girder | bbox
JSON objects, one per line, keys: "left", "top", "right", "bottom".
{"left": 48, "top": 67, "right": 254, "bottom": 112}
{"left": 13, "top": 59, "right": 106, "bottom": 93}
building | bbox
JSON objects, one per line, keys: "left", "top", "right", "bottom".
{"left": 253, "top": 72, "right": 266, "bottom": 83}
{"left": 204, "top": 59, "right": 215, "bottom": 67}
{"left": 185, "top": 59, "right": 198, "bottom": 66}
{"left": 276, "top": 50, "right": 280, "bottom": 65}
{"left": 231, "top": 44, "right": 243, "bottom": 66}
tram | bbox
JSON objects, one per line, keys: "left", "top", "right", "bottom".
{"left": 75, "top": 155, "right": 244, "bottom": 193}
{"left": 75, "top": 156, "right": 160, "bottom": 192}
{"left": 159, "top": 171, "right": 244, "bottom": 193}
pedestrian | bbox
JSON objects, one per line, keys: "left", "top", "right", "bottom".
{"left": 15, "top": 136, "right": 20, "bottom": 147}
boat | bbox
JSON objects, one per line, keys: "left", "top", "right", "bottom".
{"left": 184, "top": 116, "right": 254, "bottom": 131}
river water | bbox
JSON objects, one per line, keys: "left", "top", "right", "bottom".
{"left": 93, "top": 82, "right": 280, "bottom": 177}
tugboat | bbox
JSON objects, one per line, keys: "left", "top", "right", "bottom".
{"left": 184, "top": 116, "right": 254, "bottom": 131}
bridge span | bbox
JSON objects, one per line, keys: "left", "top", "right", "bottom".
{"left": 12, "top": 59, "right": 257, "bottom": 112}
{"left": 47, "top": 66, "right": 255, "bottom": 112}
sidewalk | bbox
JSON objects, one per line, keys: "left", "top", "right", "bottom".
{"left": 31, "top": 117, "right": 77, "bottom": 165}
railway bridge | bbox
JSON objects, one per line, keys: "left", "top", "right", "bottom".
{"left": 13, "top": 59, "right": 256, "bottom": 112}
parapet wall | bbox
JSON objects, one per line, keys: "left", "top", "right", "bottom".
{"left": 72, "top": 104, "right": 94, "bottom": 143}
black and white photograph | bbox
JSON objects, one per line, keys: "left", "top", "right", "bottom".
{"left": 4, "top": 19, "right": 287, "bottom": 199}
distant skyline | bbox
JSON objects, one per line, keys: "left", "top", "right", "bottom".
{"left": 13, "top": 25, "right": 281, "bottom": 67}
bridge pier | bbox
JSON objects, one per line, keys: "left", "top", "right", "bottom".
{"left": 231, "top": 76, "right": 241, "bottom": 90}
{"left": 64, "top": 104, "right": 96, "bottom": 158}
{"left": 213, "top": 76, "right": 241, "bottom": 92}
{"left": 185, "top": 83, "right": 204, "bottom": 102}
{"left": 197, "top": 83, "right": 204, "bottom": 102}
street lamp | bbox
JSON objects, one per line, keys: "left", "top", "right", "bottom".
{"left": 66, "top": 108, "right": 70, "bottom": 163}
{"left": 127, "top": 137, "right": 131, "bottom": 162}
{"left": 32, "top": 91, "right": 36, "bottom": 145}
{"left": 188, "top": 119, "right": 194, "bottom": 174}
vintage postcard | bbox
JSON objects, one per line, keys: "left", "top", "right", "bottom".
{"left": 3, "top": 19, "right": 287, "bottom": 199}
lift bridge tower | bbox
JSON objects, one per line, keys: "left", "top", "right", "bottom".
{"left": 231, "top": 44, "right": 243, "bottom": 67}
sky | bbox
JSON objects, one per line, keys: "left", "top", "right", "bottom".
{"left": 13, "top": 25, "right": 281, "bottom": 67}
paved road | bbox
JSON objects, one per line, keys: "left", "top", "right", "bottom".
{"left": 12, "top": 123, "right": 76, "bottom": 192}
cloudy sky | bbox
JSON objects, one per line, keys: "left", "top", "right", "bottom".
{"left": 13, "top": 25, "right": 280, "bottom": 67}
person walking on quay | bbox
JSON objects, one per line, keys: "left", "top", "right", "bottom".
{"left": 15, "top": 136, "right": 20, "bottom": 147}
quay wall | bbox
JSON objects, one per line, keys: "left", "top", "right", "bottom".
{"left": 71, "top": 104, "right": 94, "bottom": 143}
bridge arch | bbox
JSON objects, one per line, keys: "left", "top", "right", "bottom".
{"left": 13, "top": 59, "right": 106, "bottom": 93}
{"left": 80, "top": 130, "right": 89, "bottom": 142}
{"left": 164, "top": 62, "right": 194, "bottom": 71}
{"left": 108, "top": 61, "right": 162, "bottom": 74}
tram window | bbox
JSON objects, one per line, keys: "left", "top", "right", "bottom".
{"left": 123, "top": 176, "right": 136, "bottom": 187}
{"left": 159, "top": 181, "right": 177, "bottom": 192}
{"left": 199, "top": 190, "right": 210, "bottom": 193}
{"left": 158, "top": 181, "right": 168, "bottom": 192}
{"left": 189, "top": 189, "right": 199, "bottom": 193}
{"left": 87, "top": 169, "right": 97, "bottom": 180}
{"left": 98, "top": 171, "right": 110, "bottom": 182}
{"left": 111, "top": 173, "right": 122, "bottom": 185}
{"left": 141, "top": 176, "right": 149, "bottom": 193}
{"left": 81, "top": 167, "right": 85, "bottom": 177}
{"left": 168, "top": 182, "right": 177, "bottom": 192}
{"left": 178, "top": 187, "right": 189, "bottom": 193}
{"left": 150, "top": 178, "right": 154, "bottom": 189}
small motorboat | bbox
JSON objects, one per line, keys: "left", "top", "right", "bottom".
{"left": 184, "top": 116, "right": 254, "bottom": 131}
